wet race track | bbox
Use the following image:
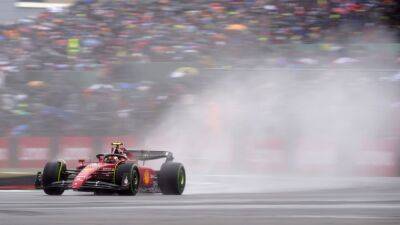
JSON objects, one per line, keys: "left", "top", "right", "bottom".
{"left": 1, "top": 177, "right": 400, "bottom": 225}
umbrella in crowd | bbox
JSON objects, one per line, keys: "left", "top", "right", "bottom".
{"left": 225, "top": 24, "right": 248, "bottom": 31}
{"left": 27, "top": 80, "right": 47, "bottom": 88}
{"left": 88, "top": 84, "right": 115, "bottom": 91}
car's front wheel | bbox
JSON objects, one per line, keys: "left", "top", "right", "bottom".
{"left": 115, "top": 163, "right": 140, "bottom": 196}
{"left": 42, "top": 161, "right": 67, "bottom": 195}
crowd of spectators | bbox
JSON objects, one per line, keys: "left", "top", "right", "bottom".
{"left": 0, "top": 0, "right": 399, "bottom": 136}
{"left": 0, "top": 0, "right": 399, "bottom": 71}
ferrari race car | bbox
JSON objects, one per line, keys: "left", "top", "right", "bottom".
{"left": 35, "top": 142, "right": 186, "bottom": 196}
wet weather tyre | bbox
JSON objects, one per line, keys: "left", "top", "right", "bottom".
{"left": 42, "top": 161, "right": 66, "bottom": 195}
{"left": 115, "top": 163, "right": 139, "bottom": 196}
{"left": 159, "top": 162, "right": 186, "bottom": 195}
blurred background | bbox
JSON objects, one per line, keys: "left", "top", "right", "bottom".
{"left": 0, "top": 0, "right": 399, "bottom": 176}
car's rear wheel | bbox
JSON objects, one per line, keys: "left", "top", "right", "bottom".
{"left": 159, "top": 162, "right": 186, "bottom": 195}
{"left": 42, "top": 161, "right": 67, "bottom": 195}
{"left": 115, "top": 163, "right": 139, "bottom": 196}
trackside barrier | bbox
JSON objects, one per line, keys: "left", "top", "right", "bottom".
{"left": 355, "top": 138, "right": 400, "bottom": 176}
{"left": 58, "top": 137, "right": 93, "bottom": 167}
{"left": 291, "top": 137, "right": 400, "bottom": 176}
{"left": 17, "top": 137, "right": 50, "bottom": 168}
{"left": 178, "top": 138, "right": 287, "bottom": 174}
{"left": 0, "top": 138, "right": 9, "bottom": 168}
{"left": 250, "top": 138, "right": 287, "bottom": 173}
{"left": 0, "top": 135, "right": 398, "bottom": 176}
{"left": 293, "top": 138, "right": 338, "bottom": 175}
{"left": 0, "top": 135, "right": 135, "bottom": 168}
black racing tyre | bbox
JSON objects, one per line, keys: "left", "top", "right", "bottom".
{"left": 115, "top": 163, "right": 140, "bottom": 196}
{"left": 42, "top": 161, "right": 67, "bottom": 195}
{"left": 159, "top": 162, "right": 186, "bottom": 195}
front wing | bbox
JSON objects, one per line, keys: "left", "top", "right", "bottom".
{"left": 45, "top": 180, "right": 129, "bottom": 192}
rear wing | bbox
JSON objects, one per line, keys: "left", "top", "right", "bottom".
{"left": 127, "top": 150, "right": 174, "bottom": 162}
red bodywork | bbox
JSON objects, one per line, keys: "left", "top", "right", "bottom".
{"left": 71, "top": 159, "right": 156, "bottom": 191}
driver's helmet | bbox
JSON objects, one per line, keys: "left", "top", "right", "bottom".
{"left": 111, "top": 142, "right": 127, "bottom": 155}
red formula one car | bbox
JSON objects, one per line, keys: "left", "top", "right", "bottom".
{"left": 35, "top": 142, "right": 186, "bottom": 196}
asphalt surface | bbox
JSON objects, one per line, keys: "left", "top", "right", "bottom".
{"left": 0, "top": 177, "right": 400, "bottom": 225}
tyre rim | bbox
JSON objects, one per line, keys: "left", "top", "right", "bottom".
{"left": 180, "top": 172, "right": 185, "bottom": 186}
{"left": 57, "top": 162, "right": 64, "bottom": 182}
{"left": 132, "top": 170, "right": 138, "bottom": 191}
{"left": 178, "top": 167, "right": 185, "bottom": 192}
